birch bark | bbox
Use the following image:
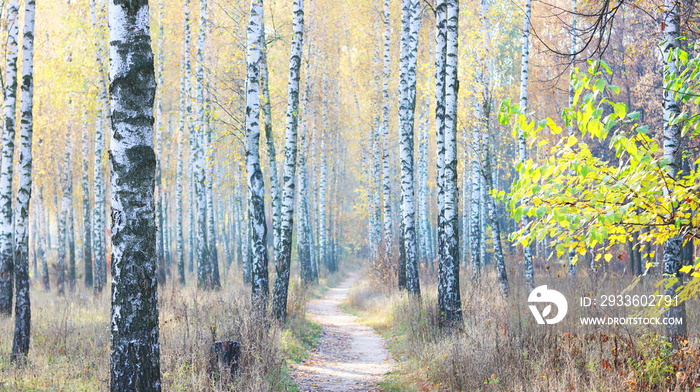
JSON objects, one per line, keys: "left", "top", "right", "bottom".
{"left": 398, "top": 0, "right": 421, "bottom": 295}
{"left": 436, "top": 0, "right": 461, "bottom": 324}
{"left": 108, "top": 1, "right": 161, "bottom": 389}
{"left": 0, "top": 0, "right": 20, "bottom": 315}
{"left": 272, "top": 0, "right": 305, "bottom": 320}
{"left": 519, "top": 0, "right": 534, "bottom": 290}
{"left": 381, "top": 0, "right": 393, "bottom": 254}
{"left": 660, "top": 0, "right": 687, "bottom": 343}
{"left": 245, "top": 0, "right": 270, "bottom": 305}
{"left": 90, "top": 0, "right": 109, "bottom": 293}
{"left": 11, "top": 0, "right": 35, "bottom": 361}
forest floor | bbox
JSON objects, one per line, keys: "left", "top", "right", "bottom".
{"left": 291, "top": 272, "right": 393, "bottom": 392}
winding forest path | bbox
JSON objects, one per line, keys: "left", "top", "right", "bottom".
{"left": 292, "top": 273, "right": 393, "bottom": 392}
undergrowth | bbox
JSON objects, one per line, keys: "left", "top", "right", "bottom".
{"left": 0, "top": 270, "right": 333, "bottom": 391}
{"left": 347, "top": 267, "right": 700, "bottom": 392}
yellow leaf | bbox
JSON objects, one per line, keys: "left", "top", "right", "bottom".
{"left": 603, "top": 253, "right": 613, "bottom": 263}
{"left": 679, "top": 265, "right": 693, "bottom": 274}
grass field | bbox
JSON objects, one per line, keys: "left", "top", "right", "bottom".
{"left": 347, "top": 266, "right": 700, "bottom": 392}
{"left": 0, "top": 269, "right": 341, "bottom": 392}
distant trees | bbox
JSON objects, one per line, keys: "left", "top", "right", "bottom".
{"left": 107, "top": 0, "right": 161, "bottom": 390}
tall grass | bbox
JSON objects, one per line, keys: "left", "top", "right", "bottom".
{"left": 348, "top": 264, "right": 700, "bottom": 392}
{"left": 0, "top": 272, "right": 322, "bottom": 392}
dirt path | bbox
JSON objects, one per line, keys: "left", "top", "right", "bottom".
{"left": 292, "top": 273, "right": 393, "bottom": 392}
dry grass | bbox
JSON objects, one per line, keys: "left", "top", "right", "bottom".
{"left": 0, "top": 270, "right": 326, "bottom": 392}
{"left": 348, "top": 263, "right": 700, "bottom": 392}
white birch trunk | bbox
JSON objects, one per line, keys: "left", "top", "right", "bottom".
{"left": 90, "top": 0, "right": 109, "bottom": 293}
{"left": 441, "top": 0, "right": 461, "bottom": 319}
{"left": 567, "top": 0, "right": 579, "bottom": 278}
{"left": 398, "top": 0, "right": 421, "bottom": 295}
{"left": 272, "top": 0, "right": 304, "bottom": 320}
{"left": 483, "top": 137, "right": 508, "bottom": 296}
{"left": 11, "top": 0, "right": 34, "bottom": 361}
{"left": 82, "top": 124, "right": 93, "bottom": 289}
{"left": 435, "top": 0, "right": 448, "bottom": 318}
{"left": 194, "top": 0, "right": 214, "bottom": 289}
{"left": 519, "top": 0, "right": 534, "bottom": 290}
{"left": 297, "top": 120, "right": 314, "bottom": 284}
{"left": 318, "top": 135, "right": 328, "bottom": 270}
{"left": 261, "top": 17, "right": 282, "bottom": 265}
{"left": 38, "top": 192, "right": 49, "bottom": 291}
{"left": 381, "top": 0, "right": 394, "bottom": 255}
{"left": 417, "top": 105, "right": 432, "bottom": 265}
{"left": 246, "top": 0, "right": 270, "bottom": 304}
{"left": 58, "top": 138, "right": 73, "bottom": 297}
{"left": 660, "top": 0, "right": 687, "bottom": 342}
{"left": 184, "top": 0, "right": 196, "bottom": 275}
{"left": 205, "top": 102, "right": 220, "bottom": 287}
{"left": 436, "top": 0, "right": 461, "bottom": 324}
{"left": 0, "top": 0, "right": 20, "bottom": 315}
{"left": 176, "top": 70, "right": 186, "bottom": 284}
{"left": 108, "top": 1, "right": 161, "bottom": 389}
{"left": 155, "top": 0, "right": 167, "bottom": 286}
{"left": 371, "top": 121, "right": 383, "bottom": 260}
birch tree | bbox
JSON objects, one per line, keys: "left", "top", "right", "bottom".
{"left": 483, "top": 137, "right": 508, "bottom": 296}
{"left": 417, "top": 103, "right": 432, "bottom": 265}
{"left": 195, "top": 0, "right": 215, "bottom": 289}
{"left": 38, "top": 190, "right": 49, "bottom": 291}
{"left": 398, "top": 0, "right": 421, "bottom": 295}
{"left": 660, "top": 0, "right": 687, "bottom": 343}
{"left": 246, "top": 0, "right": 270, "bottom": 306}
{"left": 436, "top": 0, "right": 462, "bottom": 324}
{"left": 182, "top": 0, "right": 195, "bottom": 276}
{"left": 108, "top": 0, "right": 161, "bottom": 390}
{"left": 57, "top": 140, "right": 73, "bottom": 296}
{"left": 11, "top": 0, "right": 35, "bottom": 362}
{"left": 155, "top": 0, "right": 167, "bottom": 286}
{"left": 0, "top": 0, "right": 20, "bottom": 315}
{"left": 381, "top": 0, "right": 393, "bottom": 254}
{"left": 261, "top": 15, "right": 282, "bottom": 264}
{"left": 90, "top": 0, "right": 109, "bottom": 293}
{"left": 317, "top": 134, "right": 328, "bottom": 270}
{"left": 82, "top": 125, "right": 93, "bottom": 288}
{"left": 205, "top": 108, "right": 220, "bottom": 287}
{"left": 567, "top": 0, "right": 579, "bottom": 278}
{"left": 298, "top": 121, "right": 314, "bottom": 284}
{"left": 477, "top": 0, "right": 508, "bottom": 296}
{"left": 273, "top": 0, "right": 305, "bottom": 320}
{"left": 68, "top": 180, "right": 76, "bottom": 290}
{"left": 176, "top": 70, "right": 187, "bottom": 285}
{"left": 519, "top": 0, "right": 534, "bottom": 291}
{"left": 93, "top": 110, "right": 107, "bottom": 293}
{"left": 371, "top": 122, "right": 383, "bottom": 261}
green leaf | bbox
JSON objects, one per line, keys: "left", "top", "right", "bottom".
{"left": 593, "top": 79, "right": 607, "bottom": 93}
{"left": 613, "top": 102, "right": 627, "bottom": 119}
